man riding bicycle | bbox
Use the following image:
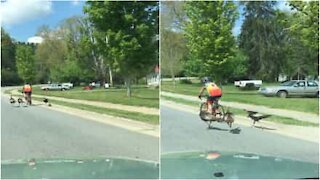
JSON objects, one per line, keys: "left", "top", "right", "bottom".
{"left": 22, "top": 83, "right": 32, "bottom": 105}
{"left": 198, "top": 77, "right": 222, "bottom": 114}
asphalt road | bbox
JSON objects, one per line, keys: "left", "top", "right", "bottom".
{"left": 161, "top": 105, "right": 319, "bottom": 163}
{"left": 1, "top": 96, "right": 159, "bottom": 162}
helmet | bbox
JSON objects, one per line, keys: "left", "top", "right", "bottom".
{"left": 201, "top": 77, "right": 211, "bottom": 84}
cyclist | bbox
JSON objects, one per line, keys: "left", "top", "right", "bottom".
{"left": 198, "top": 77, "right": 222, "bottom": 114}
{"left": 22, "top": 83, "right": 32, "bottom": 105}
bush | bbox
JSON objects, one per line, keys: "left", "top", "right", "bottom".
{"left": 179, "top": 79, "right": 193, "bottom": 84}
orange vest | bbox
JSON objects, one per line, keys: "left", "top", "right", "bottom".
{"left": 206, "top": 83, "right": 222, "bottom": 96}
{"left": 23, "top": 85, "right": 32, "bottom": 92}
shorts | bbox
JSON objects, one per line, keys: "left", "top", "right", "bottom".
{"left": 207, "top": 95, "right": 221, "bottom": 104}
{"left": 24, "top": 92, "right": 32, "bottom": 96}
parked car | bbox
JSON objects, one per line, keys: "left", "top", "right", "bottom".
{"left": 41, "top": 84, "right": 70, "bottom": 91}
{"left": 89, "top": 81, "right": 111, "bottom": 89}
{"left": 234, "top": 80, "right": 262, "bottom": 89}
{"left": 89, "top": 82, "right": 100, "bottom": 88}
{"left": 62, "top": 82, "right": 73, "bottom": 89}
{"left": 259, "top": 80, "right": 319, "bottom": 98}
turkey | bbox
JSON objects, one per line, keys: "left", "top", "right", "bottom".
{"left": 224, "top": 108, "right": 234, "bottom": 128}
{"left": 43, "top": 98, "right": 51, "bottom": 106}
{"left": 17, "top": 97, "right": 24, "bottom": 107}
{"left": 245, "top": 110, "right": 271, "bottom": 126}
{"left": 9, "top": 95, "right": 16, "bottom": 105}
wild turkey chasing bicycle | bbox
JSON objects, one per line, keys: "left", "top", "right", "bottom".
{"left": 244, "top": 110, "right": 271, "bottom": 126}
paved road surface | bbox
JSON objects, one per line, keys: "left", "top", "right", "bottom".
{"left": 1, "top": 97, "right": 159, "bottom": 162}
{"left": 161, "top": 105, "right": 318, "bottom": 163}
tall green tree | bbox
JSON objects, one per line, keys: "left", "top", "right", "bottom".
{"left": 161, "top": 30, "right": 186, "bottom": 85}
{"left": 161, "top": 1, "right": 187, "bottom": 85}
{"left": 35, "top": 33, "right": 68, "bottom": 83}
{"left": 59, "top": 16, "right": 96, "bottom": 84}
{"left": 16, "top": 45, "right": 36, "bottom": 83}
{"left": 183, "top": 1, "right": 238, "bottom": 83}
{"left": 239, "top": 1, "right": 288, "bottom": 81}
{"left": 84, "top": 1, "right": 159, "bottom": 97}
{"left": 288, "top": 1, "right": 319, "bottom": 78}
{"left": 1, "top": 28, "right": 21, "bottom": 85}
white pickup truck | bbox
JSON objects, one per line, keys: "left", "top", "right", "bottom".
{"left": 234, "top": 80, "right": 262, "bottom": 89}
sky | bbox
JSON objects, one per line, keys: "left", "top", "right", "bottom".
{"left": 1, "top": 0, "right": 291, "bottom": 42}
{"left": 1, "top": 0, "right": 85, "bottom": 42}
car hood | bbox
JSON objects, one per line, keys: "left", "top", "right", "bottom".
{"left": 2, "top": 157, "right": 159, "bottom": 179}
{"left": 161, "top": 151, "right": 319, "bottom": 179}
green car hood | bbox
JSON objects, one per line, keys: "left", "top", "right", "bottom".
{"left": 2, "top": 157, "right": 159, "bottom": 179}
{"left": 161, "top": 151, "right": 319, "bottom": 179}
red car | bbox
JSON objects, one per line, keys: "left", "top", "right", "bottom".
{"left": 83, "top": 86, "right": 93, "bottom": 90}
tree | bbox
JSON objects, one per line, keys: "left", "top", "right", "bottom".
{"left": 160, "top": 1, "right": 187, "bottom": 85}
{"left": 288, "top": 1, "right": 319, "bottom": 78}
{"left": 161, "top": 30, "right": 186, "bottom": 85}
{"left": 16, "top": 45, "right": 36, "bottom": 83}
{"left": 84, "top": 1, "right": 159, "bottom": 97}
{"left": 228, "top": 48, "right": 248, "bottom": 81}
{"left": 1, "top": 28, "right": 21, "bottom": 85}
{"left": 35, "top": 34, "right": 68, "bottom": 83}
{"left": 183, "top": 1, "right": 238, "bottom": 83}
{"left": 239, "top": 1, "right": 289, "bottom": 81}
{"left": 59, "top": 16, "right": 96, "bottom": 84}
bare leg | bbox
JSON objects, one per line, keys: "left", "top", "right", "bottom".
{"left": 208, "top": 102, "right": 213, "bottom": 114}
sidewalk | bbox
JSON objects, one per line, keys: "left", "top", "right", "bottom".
{"left": 161, "top": 91, "right": 319, "bottom": 123}
{"left": 10, "top": 89, "right": 159, "bottom": 115}
{"left": 162, "top": 100, "right": 318, "bottom": 143}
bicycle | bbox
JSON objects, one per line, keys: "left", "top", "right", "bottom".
{"left": 199, "top": 95, "right": 234, "bottom": 128}
{"left": 23, "top": 93, "right": 32, "bottom": 106}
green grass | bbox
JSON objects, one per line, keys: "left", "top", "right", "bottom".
{"left": 31, "top": 96, "right": 159, "bottom": 125}
{"left": 32, "top": 85, "right": 159, "bottom": 108}
{"left": 4, "top": 89, "right": 12, "bottom": 94}
{"left": 161, "top": 81, "right": 319, "bottom": 114}
{"left": 161, "top": 95, "right": 319, "bottom": 127}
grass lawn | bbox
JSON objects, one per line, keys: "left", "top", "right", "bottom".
{"left": 32, "top": 85, "right": 159, "bottom": 108}
{"left": 29, "top": 96, "right": 159, "bottom": 125}
{"left": 161, "top": 81, "right": 319, "bottom": 114}
{"left": 162, "top": 96, "right": 318, "bottom": 127}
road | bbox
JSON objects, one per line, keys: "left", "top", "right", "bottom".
{"left": 161, "top": 105, "right": 319, "bottom": 163}
{"left": 1, "top": 96, "right": 159, "bottom": 162}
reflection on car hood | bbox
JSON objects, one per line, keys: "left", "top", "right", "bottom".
{"left": 1, "top": 157, "right": 159, "bottom": 179}
{"left": 161, "top": 151, "right": 319, "bottom": 179}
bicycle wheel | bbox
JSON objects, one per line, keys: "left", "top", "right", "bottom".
{"left": 199, "top": 103, "right": 209, "bottom": 121}
{"left": 200, "top": 102, "right": 208, "bottom": 112}
{"left": 213, "top": 104, "right": 225, "bottom": 121}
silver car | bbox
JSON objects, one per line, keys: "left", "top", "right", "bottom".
{"left": 259, "top": 80, "right": 319, "bottom": 98}
{"left": 41, "top": 84, "right": 70, "bottom": 91}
